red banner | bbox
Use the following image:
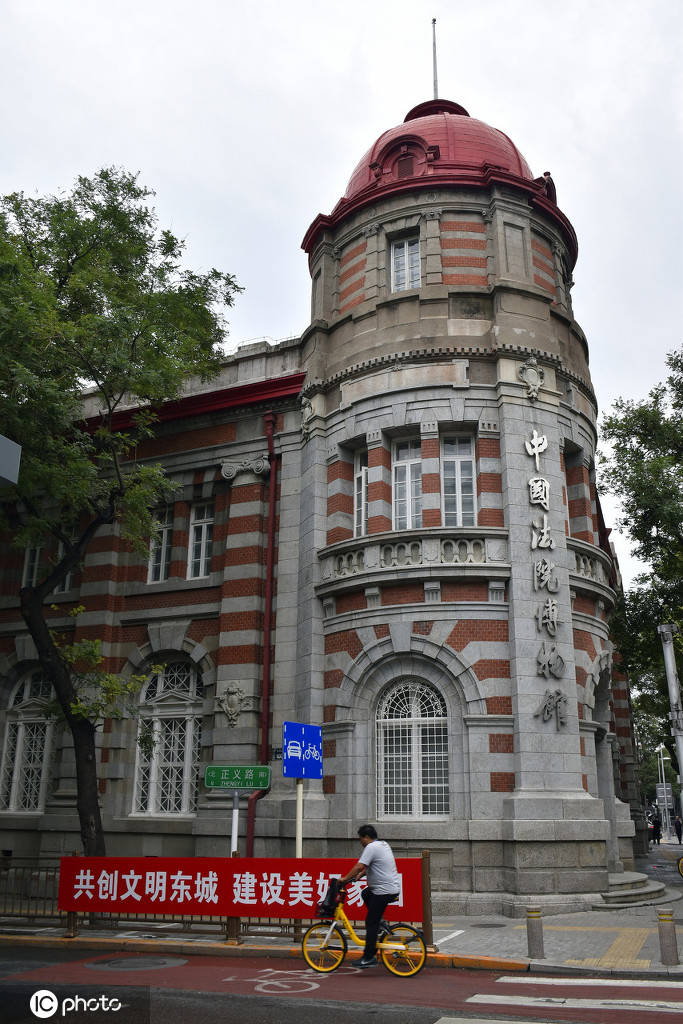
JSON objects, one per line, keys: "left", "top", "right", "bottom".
{"left": 58, "top": 857, "right": 423, "bottom": 920}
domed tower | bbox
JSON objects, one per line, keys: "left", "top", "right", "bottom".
{"left": 291, "top": 100, "right": 635, "bottom": 913}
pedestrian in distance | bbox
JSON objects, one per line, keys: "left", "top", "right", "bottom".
{"left": 338, "top": 824, "right": 400, "bottom": 968}
{"left": 675, "top": 815, "right": 682, "bottom": 845}
{"left": 653, "top": 815, "right": 662, "bottom": 846}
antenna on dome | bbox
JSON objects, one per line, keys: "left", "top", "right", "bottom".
{"left": 432, "top": 18, "right": 439, "bottom": 99}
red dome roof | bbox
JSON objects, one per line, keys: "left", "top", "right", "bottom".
{"left": 302, "top": 99, "right": 577, "bottom": 266}
{"left": 344, "top": 99, "right": 534, "bottom": 201}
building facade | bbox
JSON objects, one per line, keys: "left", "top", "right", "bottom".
{"left": 0, "top": 99, "right": 643, "bottom": 914}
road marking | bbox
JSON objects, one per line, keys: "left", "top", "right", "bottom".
{"left": 468, "top": 993, "right": 683, "bottom": 1013}
{"left": 435, "top": 1019, "right": 539, "bottom": 1024}
{"left": 437, "top": 929, "right": 465, "bottom": 944}
{"left": 497, "top": 975, "right": 683, "bottom": 989}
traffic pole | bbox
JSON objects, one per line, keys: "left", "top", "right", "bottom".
{"left": 296, "top": 777, "right": 303, "bottom": 857}
{"left": 230, "top": 790, "right": 239, "bottom": 855}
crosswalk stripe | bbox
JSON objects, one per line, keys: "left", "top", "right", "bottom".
{"left": 468, "top": 993, "right": 683, "bottom": 1013}
{"left": 496, "top": 974, "right": 683, "bottom": 989}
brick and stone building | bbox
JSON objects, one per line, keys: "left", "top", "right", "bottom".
{"left": 0, "top": 99, "right": 643, "bottom": 914}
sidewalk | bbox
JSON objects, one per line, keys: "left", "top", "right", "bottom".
{"left": 1, "top": 841, "right": 682, "bottom": 978}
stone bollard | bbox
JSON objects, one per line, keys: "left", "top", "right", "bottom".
{"left": 526, "top": 906, "right": 545, "bottom": 960}
{"left": 657, "top": 908, "right": 679, "bottom": 966}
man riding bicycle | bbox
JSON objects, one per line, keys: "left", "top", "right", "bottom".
{"left": 338, "top": 824, "right": 400, "bottom": 968}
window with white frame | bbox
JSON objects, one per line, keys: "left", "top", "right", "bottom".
{"left": 393, "top": 440, "right": 422, "bottom": 530}
{"left": 148, "top": 506, "right": 173, "bottom": 583}
{"left": 442, "top": 437, "right": 476, "bottom": 527}
{"left": 133, "top": 662, "right": 202, "bottom": 815}
{"left": 376, "top": 680, "right": 449, "bottom": 818}
{"left": 354, "top": 451, "right": 368, "bottom": 538}
{"left": 391, "top": 237, "right": 420, "bottom": 292}
{"left": 22, "top": 545, "right": 42, "bottom": 588}
{"left": 52, "top": 539, "right": 74, "bottom": 594}
{"left": 0, "top": 671, "right": 54, "bottom": 813}
{"left": 187, "top": 502, "right": 214, "bottom": 579}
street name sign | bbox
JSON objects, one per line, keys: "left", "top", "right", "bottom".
{"left": 204, "top": 765, "right": 271, "bottom": 790}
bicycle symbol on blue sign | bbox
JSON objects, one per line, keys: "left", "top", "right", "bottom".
{"left": 283, "top": 721, "right": 323, "bottom": 779}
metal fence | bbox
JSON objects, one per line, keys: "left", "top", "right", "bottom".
{"left": 0, "top": 856, "right": 65, "bottom": 922}
{"left": 0, "top": 854, "right": 431, "bottom": 945}
{"left": 0, "top": 856, "right": 314, "bottom": 939}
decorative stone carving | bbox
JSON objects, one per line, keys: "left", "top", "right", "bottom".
{"left": 533, "top": 556, "right": 559, "bottom": 593}
{"left": 519, "top": 355, "right": 545, "bottom": 400}
{"left": 531, "top": 513, "right": 555, "bottom": 550}
{"left": 216, "top": 685, "right": 246, "bottom": 727}
{"left": 534, "top": 688, "right": 568, "bottom": 729}
{"left": 528, "top": 477, "right": 550, "bottom": 511}
{"left": 485, "top": 539, "right": 508, "bottom": 562}
{"left": 300, "top": 396, "right": 314, "bottom": 440}
{"left": 537, "top": 642, "right": 565, "bottom": 680}
{"left": 524, "top": 430, "right": 548, "bottom": 471}
{"left": 535, "top": 597, "right": 559, "bottom": 637}
{"left": 220, "top": 456, "right": 269, "bottom": 481}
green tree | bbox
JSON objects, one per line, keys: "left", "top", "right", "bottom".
{"left": 600, "top": 347, "right": 683, "bottom": 772}
{"left": 0, "top": 168, "right": 240, "bottom": 854}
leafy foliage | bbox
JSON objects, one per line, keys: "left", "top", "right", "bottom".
{"left": 600, "top": 347, "right": 683, "bottom": 774}
{"left": 0, "top": 167, "right": 240, "bottom": 565}
{"left": 0, "top": 168, "right": 241, "bottom": 852}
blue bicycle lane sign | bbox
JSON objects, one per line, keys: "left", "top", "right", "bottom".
{"left": 283, "top": 721, "right": 323, "bottom": 779}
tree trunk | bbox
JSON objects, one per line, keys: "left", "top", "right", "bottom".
{"left": 20, "top": 587, "right": 106, "bottom": 856}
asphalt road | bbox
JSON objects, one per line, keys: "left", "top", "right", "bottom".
{"left": 5, "top": 947, "right": 683, "bottom": 1024}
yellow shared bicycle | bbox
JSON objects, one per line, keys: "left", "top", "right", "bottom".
{"left": 301, "top": 886, "right": 426, "bottom": 977}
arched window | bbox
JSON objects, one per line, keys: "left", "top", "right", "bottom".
{"left": 0, "top": 670, "right": 55, "bottom": 812}
{"left": 133, "top": 662, "right": 202, "bottom": 815}
{"left": 376, "top": 680, "right": 449, "bottom": 818}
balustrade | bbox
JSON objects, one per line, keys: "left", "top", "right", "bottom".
{"left": 322, "top": 529, "right": 506, "bottom": 582}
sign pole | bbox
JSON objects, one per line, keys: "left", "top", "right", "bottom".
{"left": 231, "top": 790, "right": 239, "bottom": 855}
{"left": 296, "top": 778, "right": 303, "bottom": 857}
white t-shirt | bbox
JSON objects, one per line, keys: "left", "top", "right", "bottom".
{"left": 359, "top": 839, "right": 400, "bottom": 895}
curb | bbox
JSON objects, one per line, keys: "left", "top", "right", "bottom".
{"left": 450, "top": 953, "right": 530, "bottom": 972}
{"left": 0, "top": 933, "right": 526, "bottom": 971}
{"left": 3, "top": 933, "right": 682, "bottom": 977}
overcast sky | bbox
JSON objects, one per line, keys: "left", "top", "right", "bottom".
{"left": 2, "top": 0, "right": 682, "bottom": 583}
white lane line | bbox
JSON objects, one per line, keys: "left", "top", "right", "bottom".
{"left": 436, "top": 929, "right": 465, "bottom": 944}
{"left": 468, "top": 993, "right": 683, "bottom": 1013}
{"left": 496, "top": 974, "right": 683, "bottom": 989}
{"left": 434, "top": 1019, "right": 539, "bottom": 1024}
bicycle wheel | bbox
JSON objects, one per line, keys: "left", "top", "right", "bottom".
{"left": 302, "top": 921, "right": 347, "bottom": 972}
{"left": 380, "top": 923, "right": 426, "bottom": 977}
{"left": 678, "top": 856, "right": 683, "bottom": 879}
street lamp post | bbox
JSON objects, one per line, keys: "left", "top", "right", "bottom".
{"left": 658, "top": 745, "right": 672, "bottom": 838}
{"left": 658, "top": 624, "right": 683, "bottom": 818}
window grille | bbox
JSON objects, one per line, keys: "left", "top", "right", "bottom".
{"left": 0, "top": 672, "right": 54, "bottom": 812}
{"left": 391, "top": 238, "right": 420, "bottom": 292}
{"left": 354, "top": 452, "right": 368, "bottom": 537}
{"left": 393, "top": 440, "right": 422, "bottom": 530}
{"left": 22, "top": 546, "right": 42, "bottom": 588}
{"left": 187, "top": 502, "right": 214, "bottom": 579}
{"left": 133, "top": 662, "right": 202, "bottom": 816}
{"left": 53, "top": 539, "right": 74, "bottom": 594}
{"left": 376, "top": 680, "right": 449, "bottom": 818}
{"left": 442, "top": 437, "right": 476, "bottom": 527}
{"left": 148, "top": 506, "right": 174, "bottom": 583}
